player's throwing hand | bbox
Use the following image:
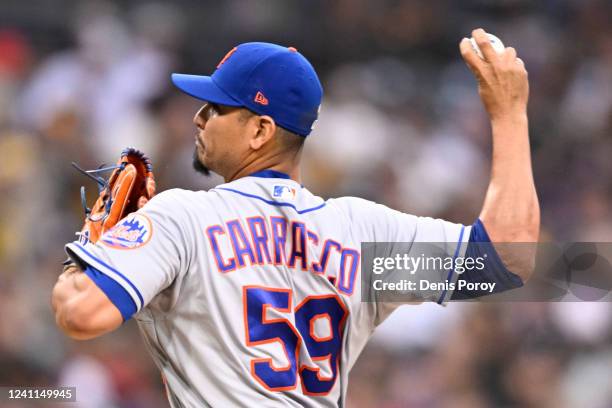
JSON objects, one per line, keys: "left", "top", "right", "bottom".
{"left": 460, "top": 28, "right": 529, "bottom": 121}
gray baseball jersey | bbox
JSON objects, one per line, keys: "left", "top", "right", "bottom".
{"left": 65, "top": 172, "right": 470, "bottom": 407}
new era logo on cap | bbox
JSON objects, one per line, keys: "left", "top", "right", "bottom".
{"left": 171, "top": 42, "right": 323, "bottom": 136}
{"left": 254, "top": 91, "right": 269, "bottom": 105}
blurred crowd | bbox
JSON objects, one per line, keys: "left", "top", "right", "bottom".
{"left": 1, "top": 0, "right": 611, "bottom": 407}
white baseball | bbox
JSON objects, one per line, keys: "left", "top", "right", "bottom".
{"left": 469, "top": 33, "right": 505, "bottom": 59}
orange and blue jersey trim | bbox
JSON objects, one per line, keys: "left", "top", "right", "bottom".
{"left": 215, "top": 169, "right": 325, "bottom": 214}
{"left": 437, "top": 225, "right": 466, "bottom": 304}
{"left": 451, "top": 219, "right": 523, "bottom": 300}
{"left": 83, "top": 265, "right": 137, "bottom": 321}
{"left": 65, "top": 242, "right": 144, "bottom": 311}
{"left": 215, "top": 188, "right": 326, "bottom": 215}
{"left": 248, "top": 169, "right": 292, "bottom": 179}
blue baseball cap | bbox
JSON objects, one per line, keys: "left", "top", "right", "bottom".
{"left": 171, "top": 42, "right": 323, "bottom": 136}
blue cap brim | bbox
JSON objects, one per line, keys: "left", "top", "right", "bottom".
{"left": 171, "top": 73, "right": 242, "bottom": 106}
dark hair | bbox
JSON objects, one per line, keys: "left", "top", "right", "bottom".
{"left": 276, "top": 126, "right": 305, "bottom": 151}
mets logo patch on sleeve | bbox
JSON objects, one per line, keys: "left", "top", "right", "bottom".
{"left": 101, "top": 213, "right": 153, "bottom": 250}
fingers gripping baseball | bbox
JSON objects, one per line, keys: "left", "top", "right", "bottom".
{"left": 500, "top": 47, "right": 516, "bottom": 65}
{"left": 460, "top": 28, "right": 529, "bottom": 120}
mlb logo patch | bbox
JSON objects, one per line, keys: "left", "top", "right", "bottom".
{"left": 101, "top": 213, "right": 153, "bottom": 250}
{"left": 273, "top": 185, "right": 296, "bottom": 200}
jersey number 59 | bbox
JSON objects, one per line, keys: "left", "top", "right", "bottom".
{"left": 243, "top": 286, "right": 349, "bottom": 395}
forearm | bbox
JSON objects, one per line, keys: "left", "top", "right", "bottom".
{"left": 52, "top": 265, "right": 122, "bottom": 339}
{"left": 479, "top": 113, "right": 540, "bottom": 281}
{"left": 480, "top": 112, "right": 539, "bottom": 240}
{"left": 52, "top": 266, "right": 93, "bottom": 338}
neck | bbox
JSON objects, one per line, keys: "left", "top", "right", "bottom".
{"left": 225, "top": 150, "right": 302, "bottom": 183}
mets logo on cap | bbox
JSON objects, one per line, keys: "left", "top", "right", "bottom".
{"left": 101, "top": 213, "right": 153, "bottom": 250}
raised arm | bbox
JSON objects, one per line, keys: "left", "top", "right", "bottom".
{"left": 460, "top": 29, "right": 540, "bottom": 281}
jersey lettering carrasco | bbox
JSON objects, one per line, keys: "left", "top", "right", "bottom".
{"left": 206, "top": 215, "right": 360, "bottom": 295}
{"left": 65, "top": 173, "right": 469, "bottom": 408}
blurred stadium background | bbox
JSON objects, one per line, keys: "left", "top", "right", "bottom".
{"left": 1, "top": 0, "right": 611, "bottom": 407}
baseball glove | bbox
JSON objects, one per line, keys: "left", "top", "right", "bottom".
{"left": 72, "top": 147, "right": 156, "bottom": 244}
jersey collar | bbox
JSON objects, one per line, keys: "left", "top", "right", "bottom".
{"left": 248, "top": 169, "right": 291, "bottom": 179}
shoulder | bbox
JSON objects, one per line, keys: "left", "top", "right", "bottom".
{"left": 138, "top": 189, "right": 208, "bottom": 237}
{"left": 150, "top": 188, "right": 198, "bottom": 201}
{"left": 146, "top": 188, "right": 203, "bottom": 209}
{"left": 327, "top": 196, "right": 421, "bottom": 236}
{"left": 141, "top": 188, "right": 210, "bottom": 222}
{"left": 327, "top": 196, "right": 394, "bottom": 219}
{"left": 327, "top": 196, "right": 373, "bottom": 210}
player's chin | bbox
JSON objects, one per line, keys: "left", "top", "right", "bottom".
{"left": 192, "top": 150, "right": 211, "bottom": 176}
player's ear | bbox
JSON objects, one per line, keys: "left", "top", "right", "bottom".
{"left": 249, "top": 115, "right": 276, "bottom": 150}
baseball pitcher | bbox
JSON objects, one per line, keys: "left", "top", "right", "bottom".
{"left": 52, "top": 29, "right": 539, "bottom": 407}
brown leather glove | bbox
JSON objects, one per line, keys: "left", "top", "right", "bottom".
{"left": 74, "top": 147, "right": 156, "bottom": 244}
